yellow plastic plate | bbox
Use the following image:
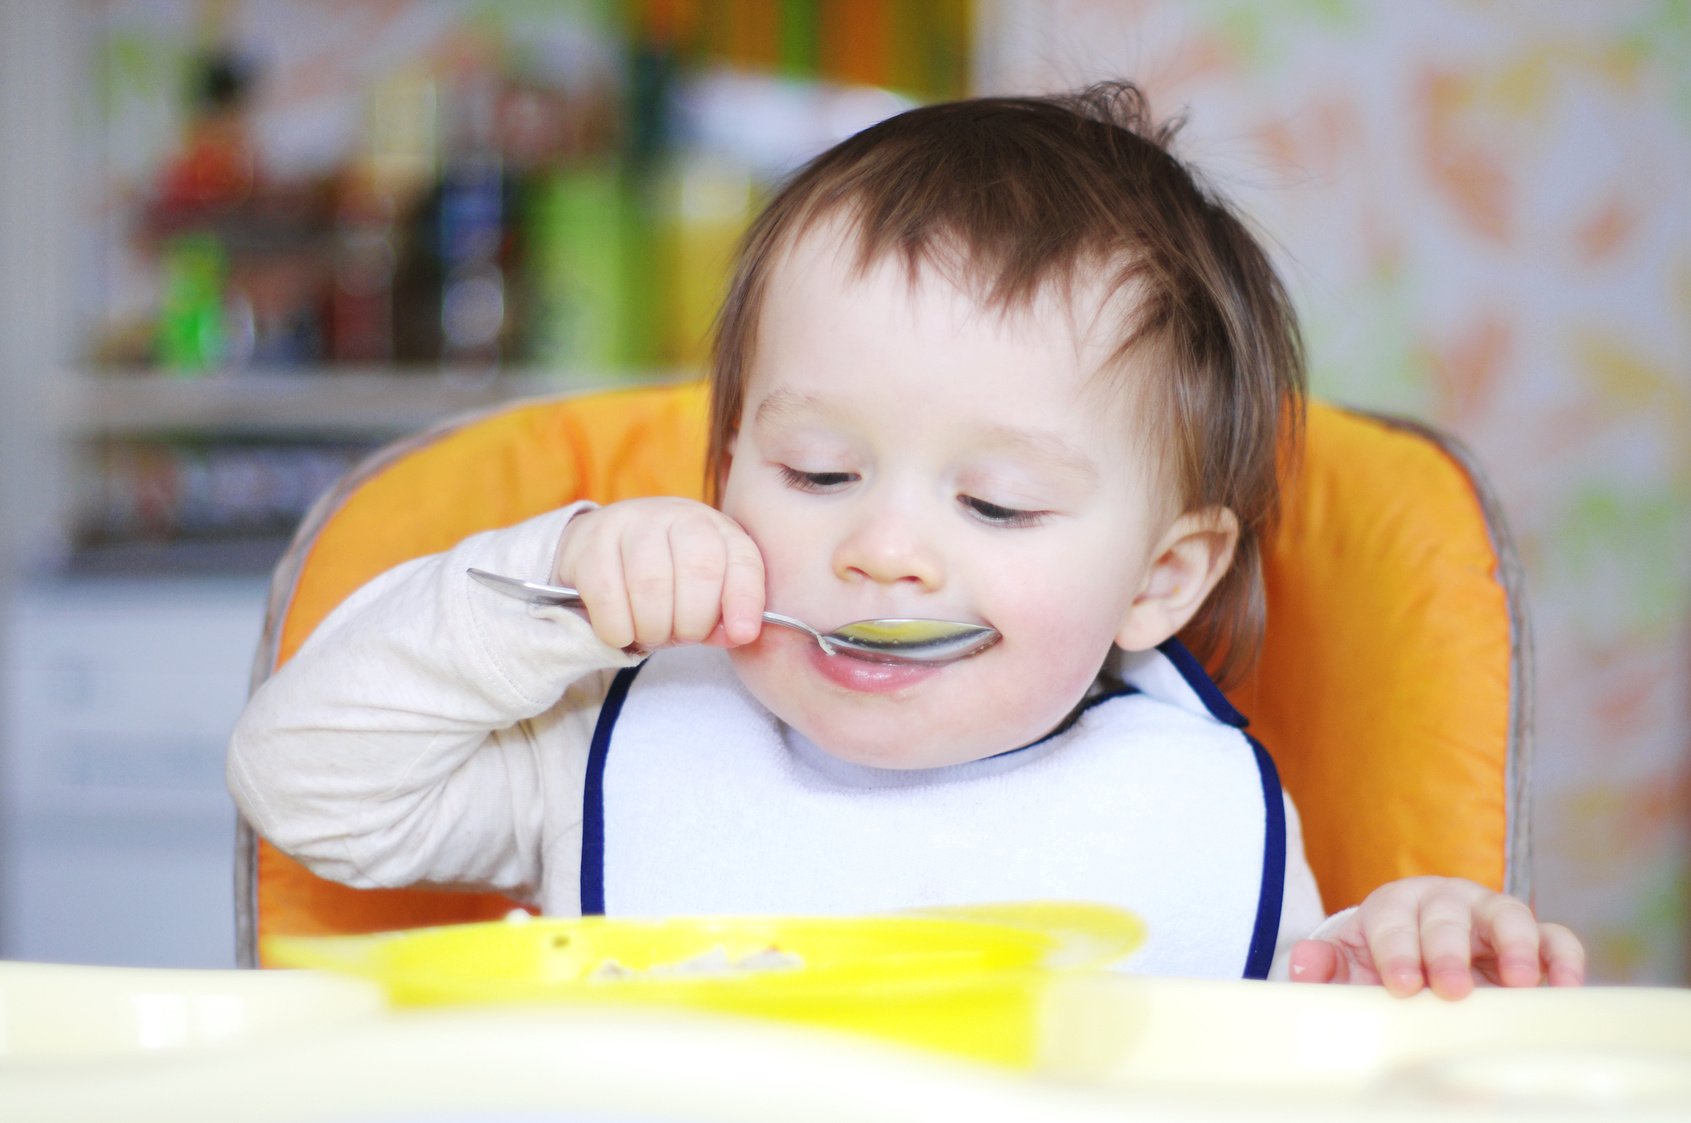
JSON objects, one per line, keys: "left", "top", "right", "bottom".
{"left": 265, "top": 901, "right": 1143, "bottom": 1067}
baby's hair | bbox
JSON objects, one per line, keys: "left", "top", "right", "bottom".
{"left": 705, "top": 81, "right": 1305, "bottom": 685}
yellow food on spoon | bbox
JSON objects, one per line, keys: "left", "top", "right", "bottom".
{"left": 831, "top": 620, "right": 972, "bottom": 647}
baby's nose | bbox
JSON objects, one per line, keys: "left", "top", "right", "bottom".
{"left": 832, "top": 504, "right": 945, "bottom": 590}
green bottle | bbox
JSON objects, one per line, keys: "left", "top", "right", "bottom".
{"left": 155, "top": 232, "right": 227, "bottom": 373}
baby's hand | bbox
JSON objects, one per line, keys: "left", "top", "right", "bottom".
{"left": 1288, "top": 876, "right": 1585, "bottom": 999}
{"left": 554, "top": 498, "right": 766, "bottom": 652}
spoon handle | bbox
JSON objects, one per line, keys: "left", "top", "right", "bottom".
{"left": 466, "top": 568, "right": 820, "bottom": 642}
{"left": 467, "top": 568, "right": 589, "bottom": 607}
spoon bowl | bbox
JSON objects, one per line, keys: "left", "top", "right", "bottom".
{"left": 467, "top": 569, "right": 1000, "bottom": 666}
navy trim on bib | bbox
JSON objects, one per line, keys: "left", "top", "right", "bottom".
{"left": 1242, "top": 734, "right": 1287, "bottom": 980}
{"left": 1151, "top": 638, "right": 1276, "bottom": 975}
{"left": 581, "top": 663, "right": 643, "bottom": 915}
{"left": 1157, "top": 638, "right": 1248, "bottom": 728}
{"left": 989, "top": 683, "right": 1140, "bottom": 759}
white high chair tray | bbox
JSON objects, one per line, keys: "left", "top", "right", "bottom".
{"left": 1, "top": 960, "right": 1687, "bottom": 1122}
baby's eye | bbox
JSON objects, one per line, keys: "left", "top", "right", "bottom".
{"left": 779, "top": 466, "right": 858, "bottom": 492}
{"left": 959, "top": 495, "right": 1047, "bottom": 528}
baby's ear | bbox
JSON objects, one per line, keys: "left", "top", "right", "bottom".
{"left": 1115, "top": 507, "right": 1240, "bottom": 652}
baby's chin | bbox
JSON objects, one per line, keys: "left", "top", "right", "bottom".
{"left": 815, "top": 728, "right": 995, "bottom": 769}
{"left": 750, "top": 685, "right": 1042, "bottom": 770}
{"left": 725, "top": 643, "right": 1082, "bottom": 769}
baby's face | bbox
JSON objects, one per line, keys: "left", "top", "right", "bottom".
{"left": 720, "top": 227, "right": 1176, "bottom": 768}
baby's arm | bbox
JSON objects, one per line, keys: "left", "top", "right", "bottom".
{"left": 228, "top": 504, "right": 641, "bottom": 897}
{"left": 1288, "top": 877, "right": 1586, "bottom": 998}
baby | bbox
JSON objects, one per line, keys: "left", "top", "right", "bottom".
{"left": 229, "top": 82, "right": 1582, "bottom": 996}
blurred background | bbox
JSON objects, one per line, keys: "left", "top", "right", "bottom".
{"left": 0, "top": 0, "right": 1683, "bottom": 982}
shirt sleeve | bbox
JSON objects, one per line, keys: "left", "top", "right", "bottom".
{"left": 226, "top": 502, "right": 640, "bottom": 902}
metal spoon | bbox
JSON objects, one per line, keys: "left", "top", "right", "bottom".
{"left": 467, "top": 568, "right": 1000, "bottom": 665}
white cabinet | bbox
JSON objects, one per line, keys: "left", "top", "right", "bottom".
{"left": 0, "top": 576, "right": 268, "bottom": 966}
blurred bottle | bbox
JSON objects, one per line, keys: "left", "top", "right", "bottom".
{"left": 155, "top": 232, "right": 228, "bottom": 373}
{"left": 778, "top": 0, "right": 822, "bottom": 79}
{"left": 656, "top": 153, "right": 753, "bottom": 369}
{"left": 623, "top": 0, "right": 742, "bottom": 372}
{"left": 524, "top": 159, "right": 654, "bottom": 372}
{"left": 436, "top": 67, "right": 510, "bottom": 367}
{"left": 329, "top": 71, "right": 437, "bottom": 365}
{"left": 149, "top": 48, "right": 259, "bottom": 373}
{"left": 518, "top": 7, "right": 671, "bottom": 375}
{"left": 327, "top": 172, "right": 398, "bottom": 365}
{"left": 155, "top": 48, "right": 258, "bottom": 217}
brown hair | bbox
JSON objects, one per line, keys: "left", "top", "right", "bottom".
{"left": 705, "top": 81, "right": 1305, "bottom": 685}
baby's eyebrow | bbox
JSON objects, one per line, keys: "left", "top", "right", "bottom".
{"left": 752, "top": 388, "right": 827, "bottom": 427}
{"left": 977, "top": 425, "right": 1101, "bottom": 482}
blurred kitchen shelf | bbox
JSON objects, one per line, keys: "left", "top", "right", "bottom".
{"left": 54, "top": 367, "right": 699, "bottom": 438}
{"left": 60, "top": 535, "right": 299, "bottom": 578}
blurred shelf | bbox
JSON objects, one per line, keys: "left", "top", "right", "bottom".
{"left": 61, "top": 535, "right": 297, "bottom": 578}
{"left": 54, "top": 366, "right": 699, "bottom": 439}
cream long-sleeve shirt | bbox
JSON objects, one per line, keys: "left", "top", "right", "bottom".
{"left": 227, "top": 504, "right": 1341, "bottom": 975}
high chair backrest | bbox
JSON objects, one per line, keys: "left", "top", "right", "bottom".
{"left": 235, "top": 381, "right": 1531, "bottom": 966}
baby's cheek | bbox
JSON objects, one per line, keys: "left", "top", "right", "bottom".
{"left": 984, "top": 643, "right": 1109, "bottom": 744}
{"left": 1013, "top": 604, "right": 1117, "bottom": 687}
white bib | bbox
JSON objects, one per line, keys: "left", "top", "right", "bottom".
{"left": 581, "top": 643, "right": 1285, "bottom": 978}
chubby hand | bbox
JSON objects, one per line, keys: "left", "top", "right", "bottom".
{"left": 553, "top": 498, "right": 766, "bottom": 652}
{"left": 1288, "top": 876, "right": 1585, "bottom": 999}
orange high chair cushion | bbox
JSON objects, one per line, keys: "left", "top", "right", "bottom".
{"left": 1229, "top": 406, "right": 1524, "bottom": 911}
{"left": 242, "top": 384, "right": 1525, "bottom": 963}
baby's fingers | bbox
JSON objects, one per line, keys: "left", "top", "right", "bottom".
{"left": 1355, "top": 885, "right": 1434, "bottom": 997}
{"left": 1540, "top": 922, "right": 1586, "bottom": 987}
{"left": 1472, "top": 892, "right": 1546, "bottom": 990}
{"left": 554, "top": 508, "right": 641, "bottom": 650}
{"left": 667, "top": 515, "right": 730, "bottom": 644}
{"left": 551, "top": 498, "right": 765, "bottom": 652}
{"left": 569, "top": 548, "right": 637, "bottom": 650}
{"left": 1288, "top": 938, "right": 1347, "bottom": 985}
{"left": 620, "top": 519, "right": 680, "bottom": 648}
{"left": 1412, "top": 885, "right": 1497, "bottom": 1000}
{"left": 717, "top": 525, "right": 766, "bottom": 645}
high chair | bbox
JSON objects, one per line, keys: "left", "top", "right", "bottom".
{"left": 234, "top": 380, "right": 1531, "bottom": 967}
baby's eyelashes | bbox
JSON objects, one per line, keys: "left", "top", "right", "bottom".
{"left": 779, "top": 464, "right": 1051, "bottom": 528}
{"left": 778, "top": 466, "right": 858, "bottom": 491}
{"left": 958, "top": 495, "right": 1048, "bottom": 528}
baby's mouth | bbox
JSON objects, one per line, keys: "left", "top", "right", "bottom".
{"left": 808, "top": 644, "right": 945, "bottom": 694}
